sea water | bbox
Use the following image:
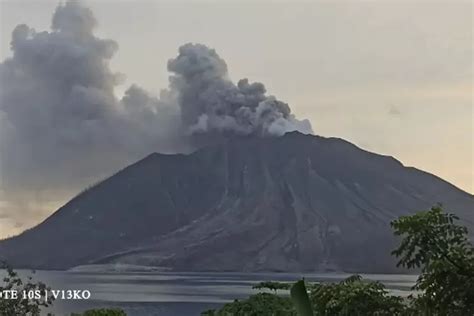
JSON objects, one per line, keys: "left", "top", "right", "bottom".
{"left": 2, "top": 270, "right": 417, "bottom": 316}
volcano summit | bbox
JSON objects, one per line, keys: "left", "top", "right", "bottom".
{"left": 0, "top": 132, "right": 472, "bottom": 272}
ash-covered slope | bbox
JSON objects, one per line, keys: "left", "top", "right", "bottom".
{"left": 0, "top": 132, "right": 472, "bottom": 272}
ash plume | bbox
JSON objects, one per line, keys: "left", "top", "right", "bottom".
{"left": 168, "top": 43, "right": 312, "bottom": 137}
{"left": 0, "top": 1, "right": 312, "bottom": 231}
{"left": 0, "top": 1, "right": 186, "bottom": 192}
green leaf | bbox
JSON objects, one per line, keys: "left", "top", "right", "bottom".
{"left": 290, "top": 280, "right": 314, "bottom": 316}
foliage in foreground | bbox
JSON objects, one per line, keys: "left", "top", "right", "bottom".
{"left": 290, "top": 280, "right": 313, "bottom": 316}
{"left": 0, "top": 262, "right": 54, "bottom": 316}
{"left": 71, "top": 308, "right": 127, "bottom": 316}
{"left": 202, "top": 275, "right": 407, "bottom": 316}
{"left": 0, "top": 262, "right": 125, "bottom": 316}
{"left": 2, "top": 205, "right": 473, "bottom": 316}
{"left": 202, "top": 205, "right": 474, "bottom": 316}
{"left": 308, "top": 275, "right": 405, "bottom": 316}
{"left": 391, "top": 205, "right": 474, "bottom": 315}
{"left": 202, "top": 292, "right": 297, "bottom": 316}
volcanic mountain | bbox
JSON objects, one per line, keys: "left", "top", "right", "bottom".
{"left": 0, "top": 132, "right": 473, "bottom": 272}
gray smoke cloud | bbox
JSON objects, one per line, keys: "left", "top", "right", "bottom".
{"left": 0, "top": 1, "right": 312, "bottom": 232}
{"left": 168, "top": 43, "right": 312, "bottom": 137}
{"left": 0, "top": 1, "right": 187, "bottom": 191}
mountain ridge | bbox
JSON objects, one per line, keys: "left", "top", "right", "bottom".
{"left": 0, "top": 132, "right": 472, "bottom": 272}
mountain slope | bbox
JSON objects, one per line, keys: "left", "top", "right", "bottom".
{"left": 0, "top": 132, "right": 472, "bottom": 272}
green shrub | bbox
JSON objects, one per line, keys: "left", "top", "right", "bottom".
{"left": 202, "top": 205, "right": 474, "bottom": 316}
{"left": 71, "top": 308, "right": 127, "bottom": 316}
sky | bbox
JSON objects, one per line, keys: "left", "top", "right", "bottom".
{"left": 0, "top": 0, "right": 472, "bottom": 238}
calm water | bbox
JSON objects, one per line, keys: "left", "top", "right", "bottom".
{"left": 5, "top": 270, "right": 417, "bottom": 316}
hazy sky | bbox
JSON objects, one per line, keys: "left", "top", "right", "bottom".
{"left": 0, "top": 0, "right": 472, "bottom": 238}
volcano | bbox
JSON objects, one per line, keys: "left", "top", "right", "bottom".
{"left": 0, "top": 132, "right": 472, "bottom": 272}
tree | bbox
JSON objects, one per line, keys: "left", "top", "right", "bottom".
{"left": 391, "top": 205, "right": 474, "bottom": 315}
{"left": 201, "top": 293, "right": 296, "bottom": 316}
{"left": 307, "top": 275, "right": 406, "bottom": 316}
{"left": 71, "top": 308, "right": 127, "bottom": 316}
{"left": 0, "top": 262, "right": 54, "bottom": 316}
{"left": 202, "top": 276, "right": 406, "bottom": 316}
{"left": 202, "top": 205, "right": 474, "bottom": 315}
